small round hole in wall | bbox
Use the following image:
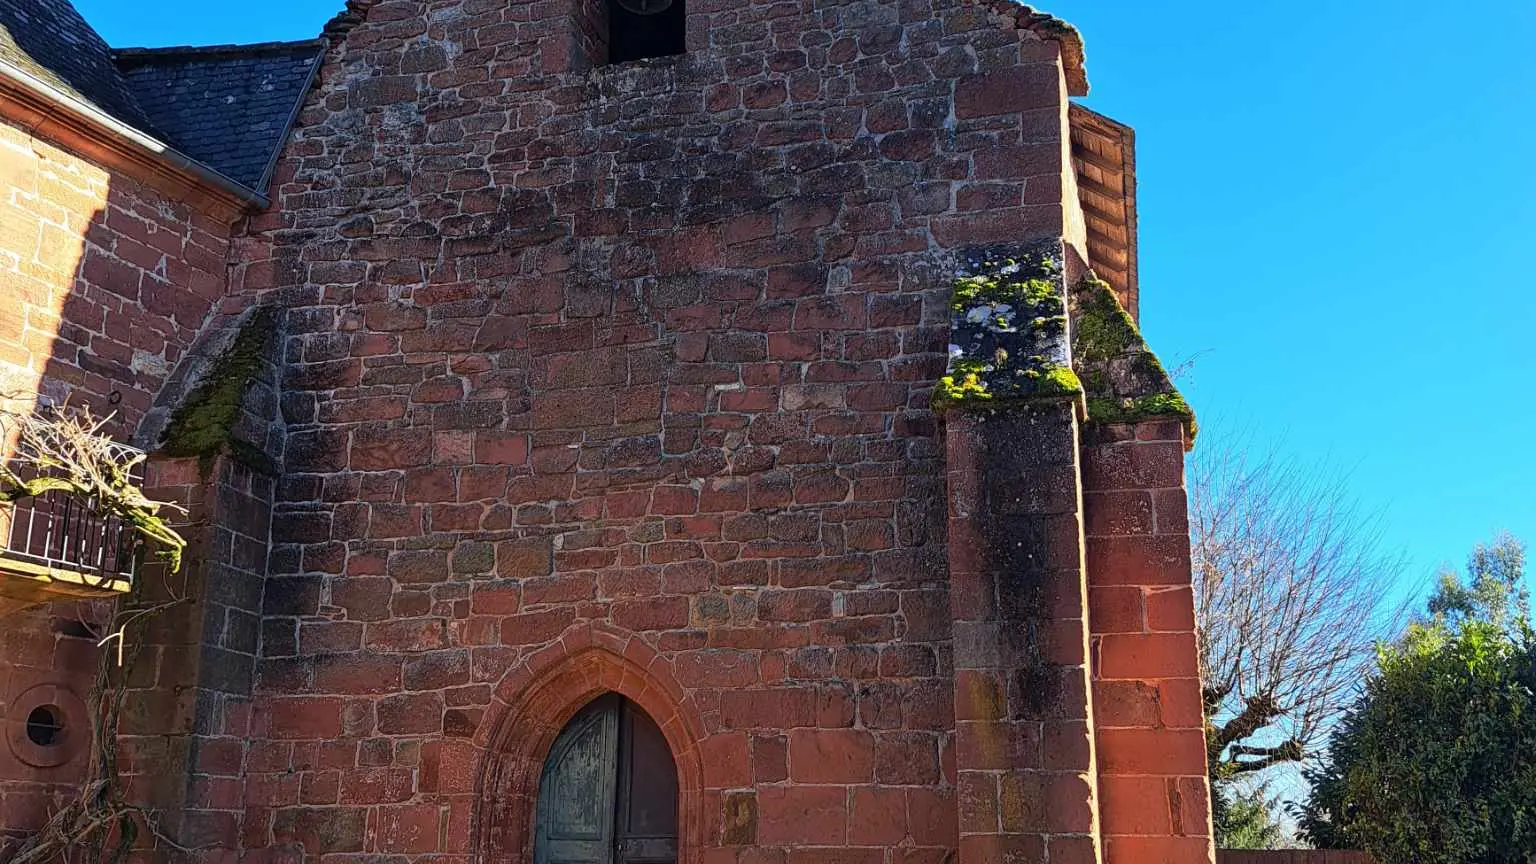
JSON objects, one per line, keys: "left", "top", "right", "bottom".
{"left": 7, "top": 684, "right": 86, "bottom": 768}
{"left": 25, "top": 705, "right": 64, "bottom": 747}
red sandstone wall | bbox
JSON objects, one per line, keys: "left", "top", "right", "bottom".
{"left": 0, "top": 116, "right": 234, "bottom": 847}
{"left": 1083, "top": 421, "right": 1215, "bottom": 864}
{"left": 0, "top": 118, "right": 232, "bottom": 433}
{"left": 230, "top": 0, "right": 1082, "bottom": 860}
{"left": 946, "top": 404, "right": 1103, "bottom": 864}
{"left": 0, "top": 598, "right": 103, "bottom": 843}
{"left": 0, "top": 4, "right": 1221, "bottom": 863}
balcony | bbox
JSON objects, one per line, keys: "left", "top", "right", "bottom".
{"left": 0, "top": 441, "right": 146, "bottom": 609}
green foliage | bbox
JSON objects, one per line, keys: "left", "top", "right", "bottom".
{"left": 160, "top": 307, "right": 276, "bottom": 471}
{"left": 1428, "top": 533, "right": 1531, "bottom": 631}
{"left": 1214, "top": 784, "right": 1287, "bottom": 849}
{"left": 1298, "top": 535, "right": 1536, "bottom": 862}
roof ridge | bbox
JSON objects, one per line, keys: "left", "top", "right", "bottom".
{"left": 963, "top": 1, "right": 1089, "bottom": 96}
{"left": 113, "top": 39, "right": 326, "bottom": 62}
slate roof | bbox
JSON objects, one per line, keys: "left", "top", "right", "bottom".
{"left": 115, "top": 41, "right": 324, "bottom": 191}
{"left": 0, "top": 0, "right": 322, "bottom": 199}
{"left": 0, "top": 0, "right": 160, "bottom": 132}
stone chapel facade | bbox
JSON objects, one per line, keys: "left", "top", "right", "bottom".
{"left": 0, "top": 1, "right": 1214, "bottom": 862}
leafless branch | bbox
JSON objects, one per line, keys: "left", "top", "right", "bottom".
{"left": 1191, "top": 426, "right": 1405, "bottom": 782}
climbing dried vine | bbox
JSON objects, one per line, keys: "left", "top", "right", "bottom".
{"left": 0, "top": 401, "right": 191, "bottom": 864}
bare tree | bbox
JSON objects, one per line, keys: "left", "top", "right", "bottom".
{"left": 1191, "top": 433, "right": 1403, "bottom": 782}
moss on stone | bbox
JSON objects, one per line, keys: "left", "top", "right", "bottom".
{"left": 1072, "top": 275, "right": 1142, "bottom": 364}
{"left": 1086, "top": 393, "right": 1197, "bottom": 434}
{"left": 1070, "top": 275, "right": 1198, "bottom": 442}
{"left": 935, "top": 362, "right": 995, "bottom": 405}
{"left": 932, "top": 362, "right": 1083, "bottom": 411}
{"left": 1036, "top": 365, "right": 1084, "bottom": 396}
{"left": 160, "top": 307, "right": 277, "bottom": 471}
{"left": 935, "top": 247, "right": 1081, "bottom": 413}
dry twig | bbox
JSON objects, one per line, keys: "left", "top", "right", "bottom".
{"left": 1191, "top": 429, "right": 1405, "bottom": 781}
{"left": 0, "top": 401, "right": 193, "bottom": 864}
{"left": 0, "top": 402, "right": 186, "bottom": 571}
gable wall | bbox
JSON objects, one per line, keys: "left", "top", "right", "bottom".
{"left": 0, "top": 2, "right": 1217, "bottom": 862}
{"left": 229, "top": 0, "right": 1083, "bottom": 860}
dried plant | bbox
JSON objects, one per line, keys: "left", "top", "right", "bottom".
{"left": 0, "top": 402, "right": 185, "bottom": 571}
{"left": 1192, "top": 432, "right": 1405, "bottom": 780}
{"left": 0, "top": 602, "right": 198, "bottom": 864}
{"left": 0, "top": 400, "right": 193, "bottom": 864}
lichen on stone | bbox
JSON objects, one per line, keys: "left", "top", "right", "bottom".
{"left": 160, "top": 306, "right": 278, "bottom": 471}
{"left": 1070, "top": 274, "right": 1197, "bottom": 442}
{"left": 934, "top": 243, "right": 1083, "bottom": 412}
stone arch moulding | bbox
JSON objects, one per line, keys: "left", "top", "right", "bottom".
{"left": 471, "top": 622, "right": 707, "bottom": 864}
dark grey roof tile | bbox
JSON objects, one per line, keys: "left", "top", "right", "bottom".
{"left": 0, "top": 0, "right": 159, "bottom": 132}
{"left": 0, "top": 2, "right": 323, "bottom": 197}
{"left": 115, "top": 40, "right": 324, "bottom": 191}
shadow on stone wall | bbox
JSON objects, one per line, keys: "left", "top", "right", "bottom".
{"left": 0, "top": 137, "right": 272, "bottom": 854}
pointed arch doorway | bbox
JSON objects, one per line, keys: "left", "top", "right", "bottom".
{"left": 535, "top": 693, "right": 679, "bottom": 864}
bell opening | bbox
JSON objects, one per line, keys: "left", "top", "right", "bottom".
{"left": 607, "top": 0, "right": 686, "bottom": 64}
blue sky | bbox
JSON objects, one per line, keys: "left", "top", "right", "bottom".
{"left": 79, "top": 1, "right": 1536, "bottom": 607}
{"left": 1049, "top": 0, "right": 1536, "bottom": 607}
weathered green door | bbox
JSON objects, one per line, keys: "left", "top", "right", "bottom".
{"left": 535, "top": 695, "right": 620, "bottom": 864}
{"left": 534, "top": 695, "right": 679, "bottom": 864}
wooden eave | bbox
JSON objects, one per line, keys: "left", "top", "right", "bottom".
{"left": 1070, "top": 103, "right": 1139, "bottom": 320}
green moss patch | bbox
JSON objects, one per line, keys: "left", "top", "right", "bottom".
{"left": 1070, "top": 275, "right": 1197, "bottom": 442}
{"left": 1086, "top": 393, "right": 1196, "bottom": 427}
{"left": 935, "top": 247, "right": 1082, "bottom": 412}
{"left": 160, "top": 306, "right": 278, "bottom": 471}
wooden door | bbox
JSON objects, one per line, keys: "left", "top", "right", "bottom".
{"left": 614, "top": 701, "right": 678, "bottom": 864}
{"left": 535, "top": 695, "right": 620, "bottom": 864}
{"left": 534, "top": 695, "right": 679, "bottom": 864}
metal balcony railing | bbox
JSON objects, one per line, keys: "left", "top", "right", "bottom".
{"left": 1, "top": 440, "right": 146, "bottom": 592}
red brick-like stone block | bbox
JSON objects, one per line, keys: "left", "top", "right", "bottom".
{"left": 1086, "top": 422, "right": 1214, "bottom": 864}
{"left": 954, "top": 64, "right": 1064, "bottom": 119}
{"left": 788, "top": 728, "right": 875, "bottom": 784}
{"left": 757, "top": 786, "right": 848, "bottom": 846}
{"left": 1096, "top": 633, "right": 1200, "bottom": 680}
{"left": 262, "top": 698, "right": 345, "bottom": 740}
